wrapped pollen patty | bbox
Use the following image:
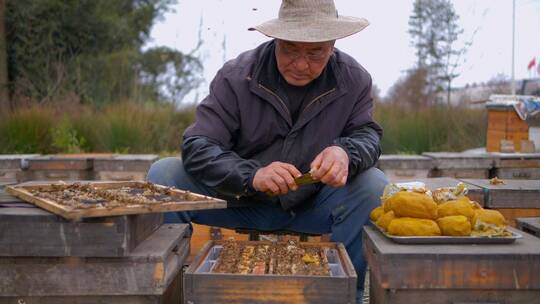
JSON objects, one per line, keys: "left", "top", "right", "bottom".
{"left": 387, "top": 217, "right": 441, "bottom": 236}
{"left": 437, "top": 197, "right": 475, "bottom": 223}
{"left": 437, "top": 215, "right": 472, "bottom": 236}
{"left": 471, "top": 209, "right": 508, "bottom": 236}
{"left": 375, "top": 211, "right": 396, "bottom": 231}
{"left": 386, "top": 191, "right": 438, "bottom": 220}
{"left": 370, "top": 206, "right": 385, "bottom": 222}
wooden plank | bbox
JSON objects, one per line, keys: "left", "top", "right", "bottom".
{"left": 184, "top": 240, "right": 356, "bottom": 304}
{"left": 6, "top": 181, "right": 227, "bottom": 221}
{"left": 377, "top": 155, "right": 433, "bottom": 170}
{"left": 93, "top": 154, "right": 158, "bottom": 172}
{"left": 422, "top": 152, "right": 496, "bottom": 169}
{"left": 18, "top": 170, "right": 92, "bottom": 182}
{"left": 0, "top": 208, "right": 163, "bottom": 257}
{"left": 0, "top": 224, "right": 189, "bottom": 296}
{"left": 516, "top": 217, "right": 540, "bottom": 237}
{"left": 26, "top": 156, "right": 93, "bottom": 170}
{"left": 496, "top": 209, "right": 540, "bottom": 227}
{"left": 430, "top": 168, "right": 489, "bottom": 179}
{"left": 461, "top": 179, "right": 540, "bottom": 208}
{"left": 0, "top": 154, "right": 38, "bottom": 170}
{"left": 495, "top": 153, "right": 540, "bottom": 168}
{"left": 369, "top": 272, "right": 540, "bottom": 304}
{"left": 363, "top": 226, "right": 540, "bottom": 290}
{"left": 93, "top": 171, "right": 147, "bottom": 181}
{"left": 496, "top": 167, "right": 540, "bottom": 179}
{"left": 0, "top": 272, "right": 182, "bottom": 304}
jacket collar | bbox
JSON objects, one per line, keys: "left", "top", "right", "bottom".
{"left": 249, "top": 40, "right": 347, "bottom": 129}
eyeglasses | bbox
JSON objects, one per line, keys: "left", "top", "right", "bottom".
{"left": 277, "top": 44, "right": 331, "bottom": 64}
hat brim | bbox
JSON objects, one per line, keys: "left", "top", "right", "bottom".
{"left": 249, "top": 16, "right": 369, "bottom": 42}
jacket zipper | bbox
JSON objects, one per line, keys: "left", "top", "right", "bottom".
{"left": 259, "top": 84, "right": 336, "bottom": 122}
{"left": 258, "top": 83, "right": 291, "bottom": 118}
{"left": 301, "top": 88, "right": 336, "bottom": 115}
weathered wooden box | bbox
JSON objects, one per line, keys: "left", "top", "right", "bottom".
{"left": 363, "top": 226, "right": 540, "bottom": 304}
{"left": 93, "top": 154, "right": 158, "bottom": 181}
{"left": 376, "top": 155, "right": 433, "bottom": 182}
{"left": 18, "top": 155, "right": 94, "bottom": 182}
{"left": 0, "top": 154, "right": 37, "bottom": 184}
{"left": 493, "top": 153, "right": 540, "bottom": 180}
{"left": 517, "top": 217, "right": 540, "bottom": 238}
{"left": 184, "top": 240, "right": 357, "bottom": 304}
{"left": 487, "top": 108, "right": 529, "bottom": 152}
{"left": 0, "top": 206, "right": 162, "bottom": 257}
{"left": 0, "top": 224, "right": 190, "bottom": 303}
{"left": 462, "top": 179, "right": 540, "bottom": 226}
{"left": 423, "top": 152, "right": 496, "bottom": 179}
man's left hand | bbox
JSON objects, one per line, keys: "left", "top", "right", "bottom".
{"left": 310, "top": 146, "right": 349, "bottom": 187}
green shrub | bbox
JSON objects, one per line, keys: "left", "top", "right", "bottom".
{"left": 374, "top": 103, "right": 486, "bottom": 154}
{"left": 50, "top": 117, "right": 87, "bottom": 153}
{"left": 0, "top": 107, "right": 55, "bottom": 153}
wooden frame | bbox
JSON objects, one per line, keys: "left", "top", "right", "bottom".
{"left": 184, "top": 240, "right": 357, "bottom": 304}
{"left": 6, "top": 181, "right": 226, "bottom": 221}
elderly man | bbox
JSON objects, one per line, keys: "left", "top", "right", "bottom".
{"left": 147, "top": 0, "right": 387, "bottom": 301}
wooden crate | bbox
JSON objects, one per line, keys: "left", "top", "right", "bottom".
{"left": 493, "top": 153, "right": 540, "bottom": 180}
{"left": 462, "top": 179, "right": 540, "bottom": 209}
{"left": 377, "top": 155, "right": 432, "bottom": 182}
{"left": 363, "top": 226, "right": 540, "bottom": 304}
{"left": 93, "top": 154, "right": 158, "bottom": 181}
{"left": 487, "top": 109, "right": 530, "bottom": 152}
{"left": 0, "top": 271, "right": 182, "bottom": 304}
{"left": 517, "top": 217, "right": 540, "bottom": 237}
{"left": 0, "top": 224, "right": 189, "bottom": 298}
{"left": 0, "top": 206, "right": 162, "bottom": 257}
{"left": 184, "top": 240, "right": 357, "bottom": 304}
{"left": 422, "top": 152, "right": 494, "bottom": 179}
{"left": 0, "top": 154, "right": 38, "bottom": 184}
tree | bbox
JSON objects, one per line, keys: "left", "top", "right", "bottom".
{"left": 5, "top": 0, "right": 201, "bottom": 106}
{"left": 0, "top": 0, "right": 8, "bottom": 113}
{"left": 385, "top": 68, "right": 430, "bottom": 109}
{"left": 408, "top": 0, "right": 465, "bottom": 105}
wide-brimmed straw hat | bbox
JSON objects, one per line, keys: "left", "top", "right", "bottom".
{"left": 249, "top": 0, "right": 369, "bottom": 42}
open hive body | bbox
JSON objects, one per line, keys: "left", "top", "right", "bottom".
{"left": 184, "top": 240, "right": 357, "bottom": 304}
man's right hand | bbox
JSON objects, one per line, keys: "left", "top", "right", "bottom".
{"left": 252, "top": 162, "right": 302, "bottom": 195}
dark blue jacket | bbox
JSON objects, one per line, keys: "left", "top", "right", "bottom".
{"left": 182, "top": 40, "right": 382, "bottom": 211}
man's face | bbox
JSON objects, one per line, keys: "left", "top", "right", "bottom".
{"left": 275, "top": 39, "right": 335, "bottom": 87}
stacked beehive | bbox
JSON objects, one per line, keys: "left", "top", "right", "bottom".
{"left": 0, "top": 186, "right": 189, "bottom": 303}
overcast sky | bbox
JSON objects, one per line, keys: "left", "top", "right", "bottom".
{"left": 148, "top": 0, "right": 540, "bottom": 102}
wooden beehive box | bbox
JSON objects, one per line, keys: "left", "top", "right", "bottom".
{"left": 93, "top": 154, "right": 158, "bottom": 181}
{"left": 376, "top": 155, "right": 433, "bottom": 182}
{"left": 363, "top": 226, "right": 540, "bottom": 304}
{"left": 0, "top": 205, "right": 162, "bottom": 257}
{"left": 461, "top": 179, "right": 540, "bottom": 227}
{"left": 517, "top": 217, "right": 540, "bottom": 238}
{"left": 0, "top": 154, "right": 37, "bottom": 184}
{"left": 487, "top": 108, "right": 529, "bottom": 152}
{"left": 184, "top": 240, "right": 357, "bottom": 304}
{"left": 18, "top": 154, "right": 95, "bottom": 181}
{"left": 422, "top": 152, "right": 495, "bottom": 179}
{"left": 0, "top": 224, "right": 189, "bottom": 304}
{"left": 493, "top": 152, "right": 540, "bottom": 180}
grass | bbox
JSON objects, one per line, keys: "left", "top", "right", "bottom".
{"left": 0, "top": 101, "right": 486, "bottom": 155}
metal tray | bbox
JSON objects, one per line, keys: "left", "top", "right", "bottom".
{"left": 371, "top": 222, "right": 522, "bottom": 244}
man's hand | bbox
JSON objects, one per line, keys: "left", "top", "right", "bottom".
{"left": 252, "top": 162, "right": 302, "bottom": 195}
{"left": 310, "top": 146, "right": 349, "bottom": 187}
